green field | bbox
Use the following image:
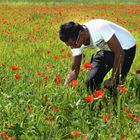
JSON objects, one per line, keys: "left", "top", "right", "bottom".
{"left": 0, "top": 1, "right": 140, "bottom": 140}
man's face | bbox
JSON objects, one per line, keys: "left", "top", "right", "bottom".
{"left": 65, "top": 39, "right": 78, "bottom": 49}
{"left": 65, "top": 30, "right": 83, "bottom": 49}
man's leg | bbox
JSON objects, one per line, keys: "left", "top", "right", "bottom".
{"left": 86, "top": 50, "right": 114, "bottom": 92}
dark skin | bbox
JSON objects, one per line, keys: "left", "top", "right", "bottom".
{"left": 63, "top": 26, "right": 125, "bottom": 89}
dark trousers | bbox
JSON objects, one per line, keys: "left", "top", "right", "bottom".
{"left": 87, "top": 46, "right": 136, "bottom": 92}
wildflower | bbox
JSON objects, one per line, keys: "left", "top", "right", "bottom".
{"left": 103, "top": 114, "right": 109, "bottom": 122}
{"left": 127, "top": 113, "right": 133, "bottom": 119}
{"left": 86, "top": 95, "right": 94, "bottom": 103}
{"left": 133, "top": 117, "right": 139, "bottom": 122}
{"left": 136, "top": 70, "right": 140, "bottom": 74}
{"left": 118, "top": 85, "right": 127, "bottom": 93}
{"left": 46, "top": 50, "right": 51, "bottom": 54}
{"left": 120, "top": 135, "right": 127, "bottom": 140}
{"left": 14, "top": 74, "right": 21, "bottom": 80}
{"left": 83, "top": 134, "right": 87, "bottom": 140}
{"left": 2, "top": 133, "right": 9, "bottom": 139}
{"left": 83, "top": 62, "right": 92, "bottom": 69}
{"left": 45, "top": 30, "right": 48, "bottom": 33}
{"left": 44, "top": 75, "right": 48, "bottom": 80}
{"left": 71, "top": 131, "right": 81, "bottom": 137}
{"left": 67, "top": 53, "right": 72, "bottom": 57}
{"left": 28, "top": 18, "right": 33, "bottom": 22}
{"left": 55, "top": 75, "right": 62, "bottom": 85}
{"left": 54, "top": 55, "right": 59, "bottom": 60}
{"left": 94, "top": 90, "right": 104, "bottom": 98}
{"left": 46, "top": 64, "right": 52, "bottom": 69}
{"left": 12, "top": 65, "right": 20, "bottom": 71}
{"left": 62, "top": 55, "right": 67, "bottom": 59}
{"left": 71, "top": 80, "right": 78, "bottom": 87}
{"left": 53, "top": 106, "right": 59, "bottom": 111}
{"left": 37, "top": 72, "right": 43, "bottom": 76}
{"left": 61, "top": 48, "right": 65, "bottom": 52}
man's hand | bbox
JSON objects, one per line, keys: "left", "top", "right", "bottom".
{"left": 63, "top": 70, "right": 75, "bottom": 87}
{"left": 63, "top": 54, "right": 82, "bottom": 88}
{"left": 104, "top": 78, "right": 115, "bottom": 89}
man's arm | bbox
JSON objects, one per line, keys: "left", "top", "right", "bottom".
{"left": 64, "top": 54, "right": 82, "bottom": 86}
{"left": 107, "top": 34, "right": 125, "bottom": 82}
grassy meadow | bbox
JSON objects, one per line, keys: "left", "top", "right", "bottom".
{"left": 0, "top": 1, "right": 140, "bottom": 140}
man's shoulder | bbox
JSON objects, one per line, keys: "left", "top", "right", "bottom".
{"left": 84, "top": 19, "right": 107, "bottom": 29}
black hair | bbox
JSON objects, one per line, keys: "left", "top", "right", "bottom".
{"left": 59, "top": 21, "right": 84, "bottom": 42}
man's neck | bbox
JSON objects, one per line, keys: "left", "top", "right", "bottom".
{"left": 83, "top": 26, "right": 90, "bottom": 45}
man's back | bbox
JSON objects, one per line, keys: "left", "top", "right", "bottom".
{"left": 84, "top": 19, "right": 136, "bottom": 50}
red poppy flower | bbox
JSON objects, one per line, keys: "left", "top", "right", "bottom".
{"left": 120, "top": 135, "right": 127, "bottom": 140}
{"left": 71, "top": 80, "right": 78, "bottom": 87}
{"left": 133, "top": 117, "right": 139, "bottom": 122}
{"left": 14, "top": 74, "right": 21, "bottom": 80}
{"left": 118, "top": 85, "right": 127, "bottom": 93}
{"left": 29, "top": 18, "right": 33, "bottom": 22}
{"left": 61, "top": 48, "right": 65, "bottom": 52}
{"left": 127, "top": 113, "right": 133, "bottom": 119}
{"left": 103, "top": 114, "right": 109, "bottom": 122}
{"left": 37, "top": 72, "right": 43, "bottom": 76}
{"left": 44, "top": 75, "right": 48, "bottom": 80}
{"left": 45, "top": 30, "right": 48, "bottom": 33}
{"left": 93, "top": 90, "right": 104, "bottom": 98}
{"left": 136, "top": 70, "right": 140, "bottom": 74}
{"left": 83, "top": 62, "right": 92, "bottom": 69}
{"left": 12, "top": 65, "right": 20, "bottom": 71}
{"left": 67, "top": 53, "right": 72, "bottom": 57}
{"left": 62, "top": 55, "right": 67, "bottom": 59}
{"left": 71, "top": 131, "right": 81, "bottom": 137}
{"left": 55, "top": 75, "right": 62, "bottom": 80}
{"left": 55, "top": 75, "right": 62, "bottom": 85}
{"left": 2, "top": 133, "right": 9, "bottom": 139}
{"left": 54, "top": 56, "right": 59, "bottom": 60}
{"left": 86, "top": 95, "right": 94, "bottom": 103}
{"left": 83, "top": 134, "right": 87, "bottom": 140}
{"left": 46, "top": 50, "right": 51, "bottom": 54}
{"left": 53, "top": 106, "right": 59, "bottom": 111}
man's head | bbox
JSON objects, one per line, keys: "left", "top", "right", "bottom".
{"left": 59, "top": 21, "right": 84, "bottom": 48}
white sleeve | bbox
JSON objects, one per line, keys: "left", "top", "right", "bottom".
{"left": 71, "top": 48, "right": 83, "bottom": 56}
{"left": 99, "top": 24, "right": 115, "bottom": 42}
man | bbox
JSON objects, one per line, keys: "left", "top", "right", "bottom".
{"left": 59, "top": 19, "right": 136, "bottom": 92}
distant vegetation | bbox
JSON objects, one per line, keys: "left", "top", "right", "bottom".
{"left": 0, "top": 0, "right": 140, "bottom": 4}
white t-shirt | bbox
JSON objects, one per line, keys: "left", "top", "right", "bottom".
{"left": 72, "top": 19, "right": 136, "bottom": 56}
